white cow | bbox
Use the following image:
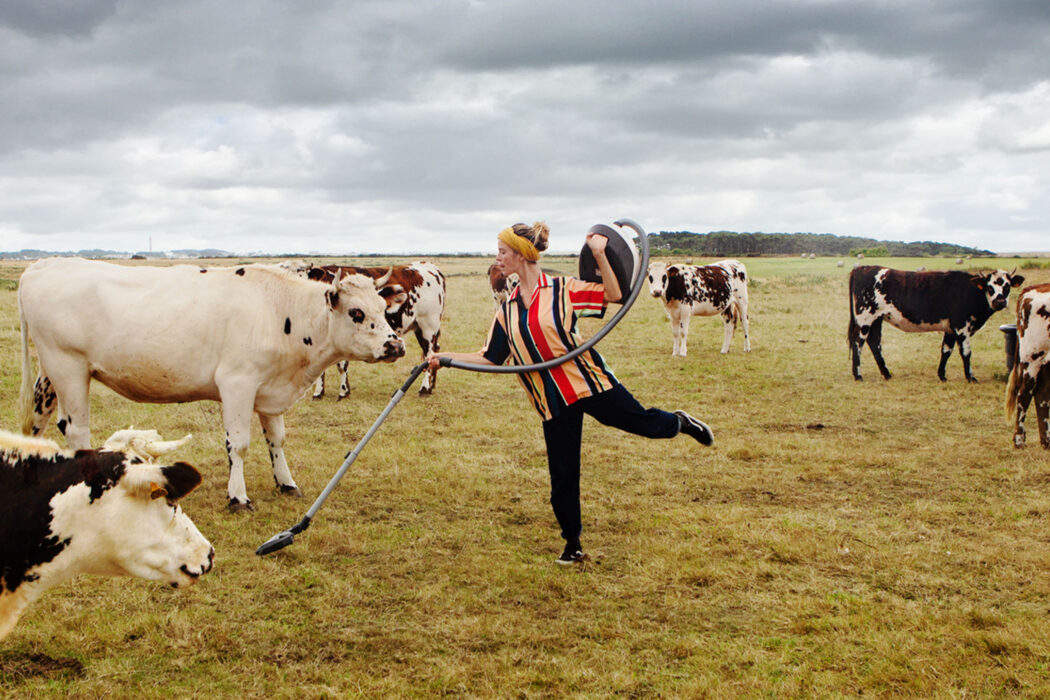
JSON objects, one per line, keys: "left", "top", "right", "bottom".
{"left": 0, "top": 429, "right": 213, "bottom": 640}
{"left": 646, "top": 259, "right": 751, "bottom": 356}
{"left": 18, "top": 258, "right": 405, "bottom": 512}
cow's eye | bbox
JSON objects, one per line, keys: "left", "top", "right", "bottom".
{"left": 349, "top": 308, "right": 365, "bottom": 323}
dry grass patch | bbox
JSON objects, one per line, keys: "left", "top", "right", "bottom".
{"left": 1, "top": 256, "right": 1049, "bottom": 697}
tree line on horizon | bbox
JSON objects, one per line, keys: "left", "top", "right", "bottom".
{"left": 649, "top": 231, "right": 995, "bottom": 258}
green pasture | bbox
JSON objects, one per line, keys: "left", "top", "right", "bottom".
{"left": 1, "top": 255, "right": 1048, "bottom": 698}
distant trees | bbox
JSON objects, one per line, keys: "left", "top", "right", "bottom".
{"left": 649, "top": 231, "right": 993, "bottom": 258}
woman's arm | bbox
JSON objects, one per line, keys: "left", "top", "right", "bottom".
{"left": 426, "top": 350, "right": 495, "bottom": 371}
{"left": 586, "top": 233, "right": 622, "bottom": 303}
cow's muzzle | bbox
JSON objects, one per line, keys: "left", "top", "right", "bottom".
{"left": 992, "top": 297, "right": 1008, "bottom": 311}
{"left": 381, "top": 338, "right": 406, "bottom": 361}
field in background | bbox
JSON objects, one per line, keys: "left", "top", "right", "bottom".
{"left": 1, "top": 254, "right": 1049, "bottom": 697}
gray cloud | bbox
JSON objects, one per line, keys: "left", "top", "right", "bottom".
{"left": 1, "top": 1, "right": 1048, "bottom": 254}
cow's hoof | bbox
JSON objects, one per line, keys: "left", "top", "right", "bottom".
{"left": 967, "top": 377, "right": 979, "bottom": 384}
{"left": 853, "top": 376, "right": 863, "bottom": 381}
{"left": 227, "top": 499, "right": 256, "bottom": 513}
{"left": 337, "top": 394, "right": 350, "bottom": 401}
{"left": 418, "top": 387, "right": 433, "bottom": 396}
{"left": 311, "top": 394, "right": 324, "bottom": 401}
{"left": 278, "top": 485, "right": 304, "bottom": 498}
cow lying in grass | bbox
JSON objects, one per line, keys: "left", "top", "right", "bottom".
{"left": 1006, "top": 283, "right": 1050, "bottom": 448}
{"left": 0, "top": 429, "right": 213, "bottom": 641}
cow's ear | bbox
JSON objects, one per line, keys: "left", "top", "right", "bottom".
{"left": 326, "top": 289, "right": 340, "bottom": 309}
{"left": 160, "top": 462, "right": 203, "bottom": 501}
{"left": 1011, "top": 274, "right": 1025, "bottom": 287}
{"left": 970, "top": 275, "right": 987, "bottom": 290}
{"left": 307, "top": 267, "right": 326, "bottom": 281}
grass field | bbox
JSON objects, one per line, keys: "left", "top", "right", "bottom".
{"left": 1, "top": 254, "right": 1049, "bottom": 698}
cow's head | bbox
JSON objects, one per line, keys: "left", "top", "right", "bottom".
{"left": 972, "top": 269, "right": 1025, "bottom": 311}
{"left": 326, "top": 272, "right": 406, "bottom": 362}
{"left": 49, "top": 445, "right": 214, "bottom": 589}
{"left": 647, "top": 261, "right": 669, "bottom": 298}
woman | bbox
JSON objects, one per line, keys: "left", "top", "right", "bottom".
{"left": 427, "top": 222, "right": 713, "bottom": 565}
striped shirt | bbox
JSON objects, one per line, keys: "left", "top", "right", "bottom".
{"left": 482, "top": 273, "right": 619, "bottom": 420}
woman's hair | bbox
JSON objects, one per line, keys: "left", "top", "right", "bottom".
{"left": 510, "top": 221, "right": 550, "bottom": 253}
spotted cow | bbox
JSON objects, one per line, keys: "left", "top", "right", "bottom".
{"left": 1006, "top": 284, "right": 1050, "bottom": 448}
{"left": 304, "top": 262, "right": 445, "bottom": 398}
{"left": 849, "top": 266, "right": 1023, "bottom": 382}
{"left": 18, "top": 258, "right": 405, "bottom": 512}
{"left": 646, "top": 260, "right": 751, "bottom": 356}
{"left": 488, "top": 263, "right": 519, "bottom": 307}
{"left": 0, "top": 429, "right": 213, "bottom": 640}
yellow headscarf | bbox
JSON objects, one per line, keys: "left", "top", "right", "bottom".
{"left": 498, "top": 226, "right": 540, "bottom": 262}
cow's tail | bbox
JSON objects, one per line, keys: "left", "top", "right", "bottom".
{"left": 847, "top": 270, "right": 859, "bottom": 361}
{"left": 1005, "top": 336, "right": 1022, "bottom": 425}
{"left": 17, "top": 289, "right": 36, "bottom": 436}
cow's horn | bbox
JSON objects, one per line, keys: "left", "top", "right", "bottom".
{"left": 140, "top": 433, "right": 193, "bottom": 458}
{"left": 374, "top": 267, "right": 392, "bottom": 288}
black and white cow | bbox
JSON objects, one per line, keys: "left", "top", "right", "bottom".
{"left": 18, "top": 258, "right": 405, "bottom": 512}
{"left": 646, "top": 260, "right": 751, "bottom": 356}
{"left": 1005, "top": 283, "right": 1050, "bottom": 448}
{"left": 0, "top": 429, "right": 213, "bottom": 640}
{"left": 848, "top": 266, "right": 1024, "bottom": 382}
{"left": 303, "top": 262, "right": 445, "bottom": 398}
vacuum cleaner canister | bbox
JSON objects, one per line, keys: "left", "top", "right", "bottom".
{"left": 577, "top": 223, "right": 641, "bottom": 302}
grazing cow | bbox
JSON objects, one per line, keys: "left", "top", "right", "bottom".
{"left": 18, "top": 258, "right": 405, "bottom": 512}
{"left": 646, "top": 260, "right": 751, "bottom": 356}
{"left": 1005, "top": 284, "right": 1050, "bottom": 448}
{"left": 848, "top": 266, "right": 1024, "bottom": 382}
{"left": 488, "top": 263, "right": 519, "bottom": 307}
{"left": 303, "top": 262, "right": 445, "bottom": 398}
{"left": 0, "top": 429, "right": 213, "bottom": 640}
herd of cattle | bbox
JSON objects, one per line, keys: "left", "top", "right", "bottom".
{"left": 2, "top": 254, "right": 1048, "bottom": 640}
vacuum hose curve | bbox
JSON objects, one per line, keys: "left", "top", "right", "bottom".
{"left": 441, "top": 218, "right": 650, "bottom": 374}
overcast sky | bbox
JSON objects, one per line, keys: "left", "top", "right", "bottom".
{"left": 2, "top": 1, "right": 1048, "bottom": 255}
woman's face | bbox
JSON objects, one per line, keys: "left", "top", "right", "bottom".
{"left": 496, "top": 241, "right": 522, "bottom": 275}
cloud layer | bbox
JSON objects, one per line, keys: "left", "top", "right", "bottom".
{"left": 2, "top": 1, "right": 1048, "bottom": 254}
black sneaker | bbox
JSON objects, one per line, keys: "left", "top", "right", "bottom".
{"left": 675, "top": 410, "right": 714, "bottom": 446}
{"left": 556, "top": 543, "right": 588, "bottom": 566}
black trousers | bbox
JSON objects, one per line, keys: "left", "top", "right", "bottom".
{"left": 541, "top": 384, "right": 681, "bottom": 545}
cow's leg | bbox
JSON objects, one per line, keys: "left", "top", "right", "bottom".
{"left": 938, "top": 332, "right": 958, "bottom": 381}
{"left": 29, "top": 374, "right": 58, "bottom": 436}
{"left": 737, "top": 294, "right": 751, "bottom": 352}
{"left": 415, "top": 327, "right": 440, "bottom": 395}
{"left": 957, "top": 332, "right": 978, "bottom": 383}
{"left": 850, "top": 319, "right": 867, "bottom": 380}
{"left": 259, "top": 412, "right": 302, "bottom": 497}
{"left": 719, "top": 308, "right": 735, "bottom": 354}
{"left": 336, "top": 361, "right": 351, "bottom": 400}
{"left": 1012, "top": 360, "right": 1038, "bottom": 448}
{"left": 218, "top": 387, "right": 256, "bottom": 512}
{"left": 677, "top": 312, "right": 692, "bottom": 357}
{"left": 866, "top": 318, "right": 891, "bottom": 380}
{"left": 39, "top": 357, "right": 92, "bottom": 448}
{"left": 311, "top": 369, "right": 326, "bottom": 399}
{"left": 1034, "top": 364, "right": 1050, "bottom": 449}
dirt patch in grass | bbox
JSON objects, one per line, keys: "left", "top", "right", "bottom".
{"left": 0, "top": 652, "right": 84, "bottom": 681}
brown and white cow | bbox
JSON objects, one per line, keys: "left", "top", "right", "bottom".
{"left": 488, "top": 263, "right": 519, "bottom": 307}
{"left": 18, "top": 258, "right": 405, "bottom": 512}
{"left": 646, "top": 260, "right": 751, "bottom": 356}
{"left": 1005, "top": 284, "right": 1050, "bottom": 448}
{"left": 0, "top": 429, "right": 213, "bottom": 640}
{"left": 849, "top": 266, "right": 1023, "bottom": 382}
{"left": 304, "top": 262, "right": 445, "bottom": 398}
